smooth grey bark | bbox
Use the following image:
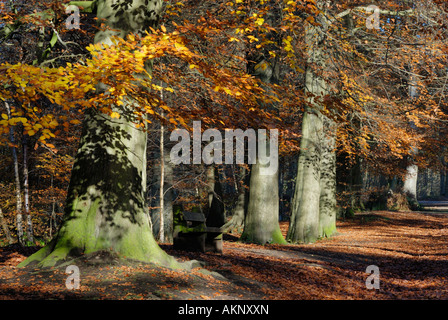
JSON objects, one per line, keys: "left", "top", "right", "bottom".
{"left": 287, "top": 3, "right": 337, "bottom": 243}
{"left": 22, "top": 134, "right": 34, "bottom": 244}
{"left": 240, "top": 48, "right": 285, "bottom": 245}
{"left": 150, "top": 142, "right": 174, "bottom": 244}
{"left": 5, "top": 101, "right": 24, "bottom": 245}
{"left": 319, "top": 117, "right": 337, "bottom": 237}
{"left": 19, "top": 0, "right": 180, "bottom": 268}
{"left": 242, "top": 150, "right": 286, "bottom": 244}
{"left": 287, "top": 109, "right": 322, "bottom": 243}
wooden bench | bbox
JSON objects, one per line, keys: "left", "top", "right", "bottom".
{"left": 173, "top": 211, "right": 223, "bottom": 253}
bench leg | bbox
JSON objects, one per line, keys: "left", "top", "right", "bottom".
{"left": 205, "top": 233, "right": 223, "bottom": 253}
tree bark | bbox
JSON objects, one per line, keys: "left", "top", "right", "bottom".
{"left": 242, "top": 152, "right": 286, "bottom": 244}
{"left": 403, "top": 72, "right": 419, "bottom": 208}
{"left": 19, "top": 0, "right": 179, "bottom": 268}
{"left": 205, "top": 165, "right": 225, "bottom": 229}
{"left": 150, "top": 141, "right": 174, "bottom": 244}
{"left": 287, "top": 108, "right": 322, "bottom": 243}
{"left": 5, "top": 101, "right": 24, "bottom": 245}
{"left": 222, "top": 165, "right": 248, "bottom": 233}
{"left": 159, "top": 114, "right": 165, "bottom": 243}
{"left": 23, "top": 134, "right": 34, "bottom": 244}
{"left": 240, "top": 37, "right": 285, "bottom": 244}
{"left": 287, "top": 2, "right": 337, "bottom": 243}
{"left": 319, "top": 117, "right": 337, "bottom": 237}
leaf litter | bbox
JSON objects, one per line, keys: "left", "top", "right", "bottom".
{"left": 0, "top": 210, "right": 447, "bottom": 300}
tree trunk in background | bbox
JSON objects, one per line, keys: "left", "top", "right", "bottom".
{"left": 150, "top": 144, "right": 174, "bottom": 244}
{"left": 158, "top": 117, "right": 165, "bottom": 243}
{"left": 403, "top": 165, "right": 418, "bottom": 198}
{"left": 287, "top": 2, "right": 336, "bottom": 243}
{"left": 5, "top": 101, "right": 24, "bottom": 245}
{"left": 19, "top": 0, "right": 179, "bottom": 268}
{"left": 206, "top": 165, "right": 225, "bottom": 229}
{"left": 222, "top": 165, "right": 248, "bottom": 233}
{"left": 403, "top": 73, "right": 419, "bottom": 208}
{"left": 22, "top": 134, "right": 34, "bottom": 244}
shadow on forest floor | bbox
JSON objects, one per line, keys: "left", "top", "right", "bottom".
{"left": 1, "top": 210, "right": 447, "bottom": 300}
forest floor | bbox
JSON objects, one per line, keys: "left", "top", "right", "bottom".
{"left": 0, "top": 209, "right": 447, "bottom": 300}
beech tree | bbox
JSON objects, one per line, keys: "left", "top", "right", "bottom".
{"left": 19, "top": 0, "right": 178, "bottom": 268}
{"left": 286, "top": 0, "right": 337, "bottom": 244}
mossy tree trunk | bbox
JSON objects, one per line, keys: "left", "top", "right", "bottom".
{"left": 19, "top": 0, "right": 178, "bottom": 268}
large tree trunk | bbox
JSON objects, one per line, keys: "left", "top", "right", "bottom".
{"left": 287, "top": 108, "right": 322, "bottom": 243}
{"left": 240, "top": 36, "right": 285, "bottom": 244}
{"left": 19, "top": 0, "right": 178, "bottom": 268}
{"left": 319, "top": 117, "right": 337, "bottom": 238}
{"left": 287, "top": 3, "right": 336, "bottom": 243}
{"left": 241, "top": 152, "right": 286, "bottom": 244}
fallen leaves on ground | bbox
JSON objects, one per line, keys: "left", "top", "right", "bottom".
{"left": 0, "top": 210, "right": 447, "bottom": 300}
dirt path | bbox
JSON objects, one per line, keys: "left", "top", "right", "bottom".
{"left": 1, "top": 210, "right": 447, "bottom": 300}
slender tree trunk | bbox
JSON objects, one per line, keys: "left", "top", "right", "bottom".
{"left": 5, "top": 101, "right": 24, "bottom": 245}
{"left": 23, "top": 134, "right": 34, "bottom": 244}
{"left": 403, "top": 73, "right": 419, "bottom": 208}
{"left": 19, "top": 0, "right": 179, "bottom": 268}
{"left": 159, "top": 115, "right": 165, "bottom": 243}
{"left": 206, "top": 165, "right": 215, "bottom": 210}
{"left": 150, "top": 137, "right": 174, "bottom": 243}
